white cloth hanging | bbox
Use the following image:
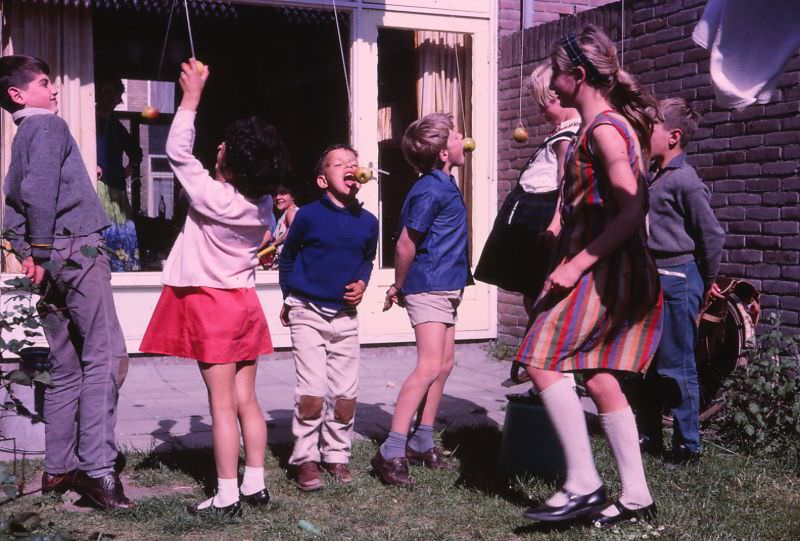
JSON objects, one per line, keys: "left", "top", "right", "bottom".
{"left": 692, "top": 0, "right": 800, "bottom": 110}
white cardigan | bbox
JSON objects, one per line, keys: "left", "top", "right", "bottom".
{"left": 160, "top": 109, "right": 274, "bottom": 289}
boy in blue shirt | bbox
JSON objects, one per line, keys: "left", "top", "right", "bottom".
{"left": 279, "top": 144, "right": 378, "bottom": 491}
{"left": 373, "top": 113, "right": 472, "bottom": 487}
{"left": 0, "top": 56, "right": 130, "bottom": 509}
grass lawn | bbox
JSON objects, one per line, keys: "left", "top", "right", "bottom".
{"left": 2, "top": 425, "right": 798, "bottom": 540}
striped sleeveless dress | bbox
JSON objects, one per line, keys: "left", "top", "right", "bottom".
{"left": 516, "top": 111, "right": 663, "bottom": 374}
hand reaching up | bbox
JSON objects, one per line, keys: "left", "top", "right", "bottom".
{"left": 178, "top": 58, "right": 209, "bottom": 112}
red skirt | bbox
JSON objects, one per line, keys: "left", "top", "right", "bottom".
{"left": 139, "top": 286, "right": 273, "bottom": 364}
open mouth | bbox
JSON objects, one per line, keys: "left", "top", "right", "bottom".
{"left": 344, "top": 173, "right": 357, "bottom": 186}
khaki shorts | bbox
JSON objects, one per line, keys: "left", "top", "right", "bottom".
{"left": 403, "top": 290, "right": 463, "bottom": 327}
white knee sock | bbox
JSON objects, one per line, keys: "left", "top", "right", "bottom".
{"left": 539, "top": 378, "right": 603, "bottom": 506}
{"left": 197, "top": 477, "right": 239, "bottom": 509}
{"left": 600, "top": 407, "right": 654, "bottom": 514}
{"left": 240, "top": 466, "right": 265, "bottom": 496}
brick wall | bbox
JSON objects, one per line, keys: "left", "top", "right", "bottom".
{"left": 496, "top": 0, "right": 800, "bottom": 343}
{"left": 499, "top": 0, "right": 618, "bottom": 36}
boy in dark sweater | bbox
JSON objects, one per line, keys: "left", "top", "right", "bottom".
{"left": 638, "top": 98, "right": 725, "bottom": 465}
{"left": 0, "top": 56, "right": 131, "bottom": 508}
{"left": 279, "top": 144, "right": 378, "bottom": 491}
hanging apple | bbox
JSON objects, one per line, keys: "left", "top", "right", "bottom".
{"left": 141, "top": 105, "right": 160, "bottom": 121}
{"left": 354, "top": 167, "right": 372, "bottom": 184}
{"left": 513, "top": 126, "right": 529, "bottom": 143}
{"left": 463, "top": 137, "right": 476, "bottom": 152}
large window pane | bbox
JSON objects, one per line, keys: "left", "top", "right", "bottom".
{"left": 377, "top": 28, "right": 472, "bottom": 267}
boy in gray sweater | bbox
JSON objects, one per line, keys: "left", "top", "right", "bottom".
{"left": 638, "top": 97, "right": 725, "bottom": 465}
{"left": 0, "top": 56, "right": 131, "bottom": 508}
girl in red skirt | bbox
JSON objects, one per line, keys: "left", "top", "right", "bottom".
{"left": 140, "top": 59, "right": 288, "bottom": 516}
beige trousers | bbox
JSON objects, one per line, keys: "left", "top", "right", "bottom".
{"left": 286, "top": 300, "right": 360, "bottom": 465}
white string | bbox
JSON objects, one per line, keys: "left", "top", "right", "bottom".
{"left": 453, "top": 33, "right": 468, "bottom": 135}
{"left": 517, "top": 2, "right": 525, "bottom": 128}
{"left": 156, "top": 0, "right": 178, "bottom": 82}
{"left": 183, "top": 0, "right": 196, "bottom": 59}
{"left": 331, "top": 0, "right": 353, "bottom": 122}
{"left": 620, "top": 0, "right": 625, "bottom": 68}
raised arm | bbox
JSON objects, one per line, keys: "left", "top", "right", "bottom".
{"left": 166, "top": 60, "right": 246, "bottom": 221}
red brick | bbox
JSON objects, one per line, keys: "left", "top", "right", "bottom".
{"left": 730, "top": 135, "right": 764, "bottom": 150}
{"left": 763, "top": 161, "right": 799, "bottom": 176}
{"left": 728, "top": 163, "right": 761, "bottom": 177}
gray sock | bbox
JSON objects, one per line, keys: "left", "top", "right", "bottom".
{"left": 380, "top": 431, "right": 408, "bottom": 460}
{"left": 407, "top": 424, "right": 434, "bottom": 453}
{"left": 87, "top": 467, "right": 114, "bottom": 479}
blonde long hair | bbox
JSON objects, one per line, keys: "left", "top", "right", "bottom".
{"left": 551, "top": 25, "right": 656, "bottom": 153}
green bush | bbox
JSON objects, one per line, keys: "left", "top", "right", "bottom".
{"left": 715, "top": 313, "right": 800, "bottom": 465}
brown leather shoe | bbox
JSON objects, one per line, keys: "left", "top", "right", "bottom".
{"left": 405, "top": 446, "right": 457, "bottom": 470}
{"left": 42, "top": 470, "right": 75, "bottom": 494}
{"left": 370, "top": 450, "right": 413, "bottom": 488}
{"left": 295, "top": 462, "right": 325, "bottom": 492}
{"left": 322, "top": 462, "right": 352, "bottom": 484}
{"left": 72, "top": 470, "right": 134, "bottom": 510}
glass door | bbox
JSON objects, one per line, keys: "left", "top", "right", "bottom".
{"left": 355, "top": 8, "right": 495, "bottom": 342}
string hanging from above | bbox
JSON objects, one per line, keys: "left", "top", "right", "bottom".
{"left": 146, "top": 0, "right": 205, "bottom": 121}
{"left": 513, "top": 0, "right": 530, "bottom": 143}
{"left": 145, "top": 0, "right": 179, "bottom": 121}
{"left": 331, "top": 0, "right": 385, "bottom": 183}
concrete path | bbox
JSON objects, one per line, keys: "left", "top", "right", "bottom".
{"left": 117, "top": 342, "right": 519, "bottom": 453}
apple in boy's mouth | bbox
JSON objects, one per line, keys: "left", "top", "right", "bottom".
{"left": 354, "top": 167, "right": 372, "bottom": 184}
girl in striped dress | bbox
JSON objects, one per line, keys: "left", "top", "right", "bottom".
{"left": 518, "top": 26, "right": 662, "bottom": 527}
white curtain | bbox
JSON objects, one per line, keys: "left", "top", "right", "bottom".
{"left": 414, "top": 30, "right": 473, "bottom": 237}
{"left": 1, "top": 0, "right": 95, "bottom": 272}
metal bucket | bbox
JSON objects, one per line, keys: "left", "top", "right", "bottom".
{"left": 498, "top": 390, "right": 565, "bottom": 480}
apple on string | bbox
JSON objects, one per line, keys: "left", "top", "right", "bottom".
{"left": 354, "top": 167, "right": 372, "bottom": 184}
{"left": 141, "top": 105, "right": 160, "bottom": 121}
{"left": 463, "top": 137, "right": 476, "bottom": 152}
{"left": 513, "top": 125, "right": 529, "bottom": 143}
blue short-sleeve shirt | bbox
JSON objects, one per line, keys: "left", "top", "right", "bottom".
{"left": 399, "top": 169, "right": 473, "bottom": 295}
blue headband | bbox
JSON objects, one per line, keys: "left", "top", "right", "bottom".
{"left": 560, "top": 33, "right": 603, "bottom": 83}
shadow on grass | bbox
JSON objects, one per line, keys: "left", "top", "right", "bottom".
{"left": 441, "top": 424, "right": 540, "bottom": 507}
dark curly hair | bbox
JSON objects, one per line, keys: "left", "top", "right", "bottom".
{"left": 222, "top": 117, "right": 289, "bottom": 200}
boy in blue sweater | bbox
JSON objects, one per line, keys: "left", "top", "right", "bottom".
{"left": 0, "top": 56, "right": 130, "bottom": 509}
{"left": 637, "top": 97, "right": 725, "bottom": 466}
{"left": 279, "top": 144, "right": 378, "bottom": 491}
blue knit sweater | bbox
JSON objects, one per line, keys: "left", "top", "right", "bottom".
{"left": 279, "top": 195, "right": 378, "bottom": 312}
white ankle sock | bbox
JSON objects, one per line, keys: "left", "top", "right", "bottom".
{"left": 240, "top": 466, "right": 265, "bottom": 496}
{"left": 197, "top": 477, "right": 240, "bottom": 509}
{"left": 601, "top": 406, "right": 654, "bottom": 512}
{"left": 539, "top": 378, "right": 603, "bottom": 506}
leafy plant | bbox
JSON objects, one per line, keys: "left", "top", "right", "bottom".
{"left": 0, "top": 273, "right": 49, "bottom": 423}
{"left": 714, "top": 312, "right": 800, "bottom": 464}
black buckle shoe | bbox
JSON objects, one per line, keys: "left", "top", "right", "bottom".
{"left": 639, "top": 435, "right": 664, "bottom": 457}
{"left": 524, "top": 485, "right": 608, "bottom": 522}
{"left": 665, "top": 445, "right": 701, "bottom": 469}
{"left": 188, "top": 499, "right": 242, "bottom": 518}
{"left": 592, "top": 501, "right": 657, "bottom": 528}
{"left": 241, "top": 488, "right": 270, "bottom": 506}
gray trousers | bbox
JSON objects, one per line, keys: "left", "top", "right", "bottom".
{"left": 38, "top": 233, "right": 127, "bottom": 476}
